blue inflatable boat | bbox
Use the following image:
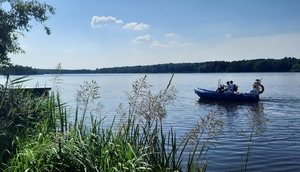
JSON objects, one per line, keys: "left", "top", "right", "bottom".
{"left": 194, "top": 88, "right": 260, "bottom": 102}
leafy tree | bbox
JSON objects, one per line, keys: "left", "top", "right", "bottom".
{"left": 0, "top": 0, "right": 55, "bottom": 67}
{"left": 290, "top": 63, "right": 300, "bottom": 72}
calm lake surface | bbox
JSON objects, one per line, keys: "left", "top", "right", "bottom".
{"left": 4, "top": 73, "right": 300, "bottom": 171}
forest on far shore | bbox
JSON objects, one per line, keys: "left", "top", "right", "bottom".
{"left": 2, "top": 57, "right": 300, "bottom": 75}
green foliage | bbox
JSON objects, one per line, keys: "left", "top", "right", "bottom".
{"left": 290, "top": 63, "right": 300, "bottom": 72}
{"left": 0, "top": 75, "right": 50, "bottom": 165}
{"left": 0, "top": 64, "right": 38, "bottom": 75}
{"left": 0, "top": 0, "right": 55, "bottom": 66}
{"left": 9, "top": 57, "right": 299, "bottom": 75}
{"left": 0, "top": 75, "right": 44, "bottom": 131}
{"left": 0, "top": 74, "right": 216, "bottom": 171}
{"left": 1, "top": 74, "right": 254, "bottom": 172}
{"left": 92, "top": 57, "right": 300, "bottom": 73}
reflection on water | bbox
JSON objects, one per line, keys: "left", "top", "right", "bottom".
{"left": 197, "top": 99, "right": 268, "bottom": 135}
{"left": 195, "top": 95, "right": 300, "bottom": 171}
{"left": 195, "top": 99, "right": 273, "bottom": 171}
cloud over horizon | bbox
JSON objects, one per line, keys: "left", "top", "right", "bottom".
{"left": 165, "top": 33, "right": 177, "bottom": 38}
{"left": 91, "top": 16, "right": 150, "bottom": 31}
{"left": 91, "top": 16, "right": 123, "bottom": 28}
{"left": 122, "top": 22, "right": 150, "bottom": 30}
{"left": 131, "top": 35, "right": 153, "bottom": 43}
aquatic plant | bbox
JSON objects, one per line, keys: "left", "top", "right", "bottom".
{"left": 0, "top": 75, "right": 49, "bottom": 166}
{"left": 0, "top": 73, "right": 252, "bottom": 172}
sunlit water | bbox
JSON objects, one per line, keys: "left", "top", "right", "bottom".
{"left": 3, "top": 73, "right": 300, "bottom": 171}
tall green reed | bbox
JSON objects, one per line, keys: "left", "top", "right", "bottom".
{"left": 240, "top": 107, "right": 268, "bottom": 172}
{"left": 0, "top": 75, "right": 50, "bottom": 168}
{"left": 1, "top": 73, "right": 229, "bottom": 172}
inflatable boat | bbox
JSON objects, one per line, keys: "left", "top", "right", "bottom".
{"left": 194, "top": 79, "right": 264, "bottom": 102}
{"left": 194, "top": 88, "right": 260, "bottom": 102}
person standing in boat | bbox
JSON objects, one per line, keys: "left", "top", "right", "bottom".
{"left": 250, "top": 79, "right": 264, "bottom": 95}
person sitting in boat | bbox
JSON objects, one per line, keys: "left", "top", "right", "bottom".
{"left": 232, "top": 81, "right": 238, "bottom": 92}
{"left": 216, "top": 84, "right": 225, "bottom": 93}
{"left": 226, "top": 81, "right": 230, "bottom": 88}
{"left": 216, "top": 81, "right": 230, "bottom": 93}
{"left": 225, "top": 81, "right": 235, "bottom": 93}
{"left": 221, "top": 81, "right": 230, "bottom": 92}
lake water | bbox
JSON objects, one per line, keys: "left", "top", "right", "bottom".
{"left": 3, "top": 73, "right": 300, "bottom": 171}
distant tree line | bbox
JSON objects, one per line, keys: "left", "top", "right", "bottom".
{"left": 1, "top": 57, "right": 300, "bottom": 75}
{"left": 36, "top": 69, "right": 94, "bottom": 74}
{"left": 94, "top": 57, "right": 300, "bottom": 73}
{"left": 0, "top": 65, "right": 38, "bottom": 75}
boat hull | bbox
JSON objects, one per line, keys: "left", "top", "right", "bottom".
{"left": 194, "top": 88, "right": 259, "bottom": 102}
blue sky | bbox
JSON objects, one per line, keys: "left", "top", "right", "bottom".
{"left": 7, "top": 0, "right": 300, "bottom": 69}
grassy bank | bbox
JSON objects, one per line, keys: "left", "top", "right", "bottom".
{"left": 0, "top": 74, "right": 228, "bottom": 171}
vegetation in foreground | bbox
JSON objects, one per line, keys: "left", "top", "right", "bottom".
{"left": 0, "top": 74, "right": 230, "bottom": 171}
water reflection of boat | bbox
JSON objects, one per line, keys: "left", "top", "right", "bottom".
{"left": 196, "top": 98, "right": 267, "bottom": 135}
{"left": 196, "top": 98, "right": 263, "bottom": 114}
{"left": 197, "top": 98, "right": 259, "bottom": 106}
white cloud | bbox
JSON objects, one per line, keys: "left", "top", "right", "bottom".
{"left": 223, "top": 33, "right": 232, "bottom": 39}
{"left": 131, "top": 35, "right": 153, "bottom": 43}
{"left": 122, "top": 22, "right": 150, "bottom": 30}
{"left": 151, "top": 41, "right": 167, "bottom": 48}
{"left": 165, "top": 33, "right": 177, "bottom": 38}
{"left": 91, "top": 16, "right": 123, "bottom": 28}
{"left": 151, "top": 40, "right": 193, "bottom": 48}
{"left": 170, "top": 41, "right": 193, "bottom": 46}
